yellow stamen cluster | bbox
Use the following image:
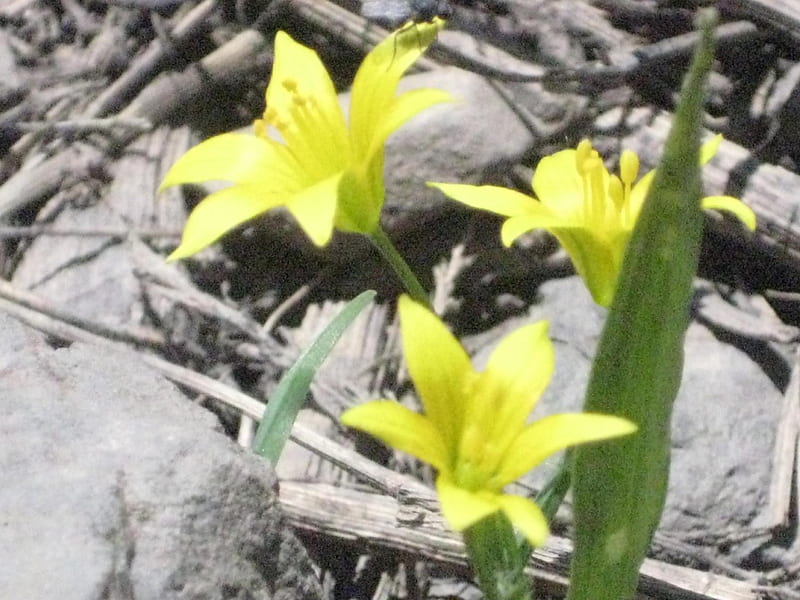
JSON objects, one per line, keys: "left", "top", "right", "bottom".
{"left": 256, "top": 78, "right": 315, "bottom": 141}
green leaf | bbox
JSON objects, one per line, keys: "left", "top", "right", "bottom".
{"left": 568, "top": 10, "right": 718, "bottom": 600}
{"left": 251, "top": 289, "right": 377, "bottom": 464}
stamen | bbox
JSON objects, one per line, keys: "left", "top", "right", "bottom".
{"left": 586, "top": 157, "right": 606, "bottom": 226}
{"left": 456, "top": 418, "right": 498, "bottom": 490}
{"left": 253, "top": 119, "right": 267, "bottom": 139}
{"left": 576, "top": 140, "right": 597, "bottom": 222}
{"left": 282, "top": 78, "right": 299, "bottom": 93}
{"left": 577, "top": 142, "right": 605, "bottom": 225}
{"left": 292, "top": 93, "right": 309, "bottom": 109}
{"left": 264, "top": 105, "right": 298, "bottom": 143}
{"left": 609, "top": 175, "right": 624, "bottom": 210}
{"left": 267, "top": 75, "right": 348, "bottom": 177}
{"left": 620, "top": 150, "right": 639, "bottom": 185}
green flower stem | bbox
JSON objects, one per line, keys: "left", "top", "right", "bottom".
{"left": 464, "top": 512, "right": 533, "bottom": 600}
{"left": 491, "top": 453, "right": 572, "bottom": 600}
{"left": 368, "top": 227, "right": 430, "bottom": 308}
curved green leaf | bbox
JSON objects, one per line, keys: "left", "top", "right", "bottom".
{"left": 252, "top": 289, "right": 376, "bottom": 464}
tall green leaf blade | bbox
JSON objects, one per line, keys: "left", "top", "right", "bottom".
{"left": 252, "top": 289, "right": 376, "bottom": 464}
{"left": 568, "top": 11, "right": 717, "bottom": 600}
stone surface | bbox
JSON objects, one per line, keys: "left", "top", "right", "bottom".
{"left": 11, "top": 127, "right": 190, "bottom": 326}
{"left": 382, "top": 67, "right": 577, "bottom": 232}
{"left": 0, "top": 312, "right": 323, "bottom": 600}
{"left": 465, "top": 276, "right": 787, "bottom": 555}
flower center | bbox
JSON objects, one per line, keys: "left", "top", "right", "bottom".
{"left": 262, "top": 78, "right": 317, "bottom": 136}
{"left": 450, "top": 375, "right": 513, "bottom": 493}
{"left": 255, "top": 76, "right": 348, "bottom": 181}
{"left": 453, "top": 423, "right": 502, "bottom": 492}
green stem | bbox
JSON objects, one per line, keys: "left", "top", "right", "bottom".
{"left": 368, "top": 227, "right": 430, "bottom": 307}
{"left": 463, "top": 512, "right": 533, "bottom": 600}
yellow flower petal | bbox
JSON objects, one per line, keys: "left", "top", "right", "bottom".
{"left": 499, "top": 212, "right": 580, "bottom": 246}
{"left": 350, "top": 20, "right": 443, "bottom": 159}
{"left": 436, "top": 473, "right": 500, "bottom": 532}
{"left": 482, "top": 321, "right": 554, "bottom": 435}
{"left": 495, "top": 413, "right": 637, "bottom": 485}
{"left": 628, "top": 169, "right": 656, "bottom": 217}
{"left": 496, "top": 494, "right": 549, "bottom": 547}
{"left": 531, "top": 149, "right": 585, "bottom": 217}
{"left": 701, "top": 195, "right": 757, "bottom": 231}
{"left": 341, "top": 400, "right": 449, "bottom": 470}
{"left": 700, "top": 134, "right": 722, "bottom": 165}
{"left": 369, "top": 88, "right": 453, "bottom": 161}
{"left": 159, "top": 133, "right": 295, "bottom": 191}
{"left": 504, "top": 225, "right": 623, "bottom": 307}
{"left": 167, "top": 185, "right": 286, "bottom": 260}
{"left": 284, "top": 173, "right": 342, "bottom": 246}
{"left": 398, "top": 296, "right": 472, "bottom": 451}
{"left": 431, "top": 183, "right": 549, "bottom": 218}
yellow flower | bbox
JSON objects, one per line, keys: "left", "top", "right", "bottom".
{"left": 430, "top": 136, "right": 756, "bottom": 306}
{"left": 341, "top": 295, "right": 636, "bottom": 547}
{"left": 159, "top": 24, "right": 452, "bottom": 260}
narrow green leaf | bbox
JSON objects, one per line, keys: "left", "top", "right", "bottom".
{"left": 568, "top": 10, "right": 718, "bottom": 600}
{"left": 252, "top": 289, "right": 377, "bottom": 464}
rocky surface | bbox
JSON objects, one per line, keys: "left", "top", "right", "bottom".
{"left": 0, "top": 312, "right": 323, "bottom": 600}
{"left": 3, "top": 0, "right": 800, "bottom": 596}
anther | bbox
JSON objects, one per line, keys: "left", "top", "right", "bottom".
{"left": 253, "top": 119, "right": 267, "bottom": 138}
{"left": 282, "top": 78, "right": 299, "bottom": 93}
{"left": 620, "top": 150, "right": 639, "bottom": 185}
{"left": 264, "top": 107, "right": 278, "bottom": 122}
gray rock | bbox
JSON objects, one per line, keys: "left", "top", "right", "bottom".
{"left": 382, "top": 67, "right": 570, "bottom": 232}
{"left": 0, "top": 312, "right": 323, "bottom": 600}
{"left": 11, "top": 127, "right": 190, "bottom": 326}
{"left": 465, "top": 276, "right": 785, "bottom": 555}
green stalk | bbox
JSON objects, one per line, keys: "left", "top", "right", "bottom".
{"left": 568, "top": 10, "right": 718, "bottom": 600}
{"left": 464, "top": 512, "right": 533, "bottom": 600}
{"left": 368, "top": 226, "right": 430, "bottom": 308}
